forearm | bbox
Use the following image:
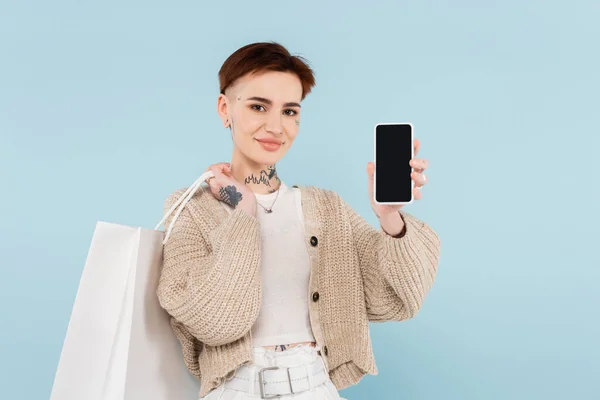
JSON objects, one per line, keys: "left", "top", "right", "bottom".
{"left": 379, "top": 211, "right": 406, "bottom": 238}
{"left": 158, "top": 193, "right": 262, "bottom": 346}
{"left": 181, "top": 207, "right": 261, "bottom": 324}
{"left": 341, "top": 195, "right": 440, "bottom": 321}
{"left": 378, "top": 212, "right": 440, "bottom": 317}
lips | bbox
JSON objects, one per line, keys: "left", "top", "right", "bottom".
{"left": 255, "top": 138, "right": 283, "bottom": 145}
{"left": 255, "top": 138, "right": 283, "bottom": 152}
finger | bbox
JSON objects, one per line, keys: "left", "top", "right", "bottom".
{"left": 414, "top": 138, "right": 420, "bottom": 157}
{"left": 215, "top": 162, "right": 233, "bottom": 175}
{"left": 222, "top": 164, "right": 232, "bottom": 176}
{"left": 203, "top": 164, "right": 215, "bottom": 182}
{"left": 413, "top": 186, "right": 423, "bottom": 200}
{"left": 367, "top": 161, "right": 375, "bottom": 200}
{"left": 411, "top": 171, "right": 427, "bottom": 187}
{"left": 204, "top": 173, "right": 216, "bottom": 186}
{"left": 210, "top": 165, "right": 225, "bottom": 179}
{"left": 409, "top": 158, "right": 428, "bottom": 171}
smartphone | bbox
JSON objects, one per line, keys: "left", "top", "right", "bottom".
{"left": 373, "top": 123, "right": 414, "bottom": 204}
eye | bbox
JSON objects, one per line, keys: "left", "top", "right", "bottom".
{"left": 250, "top": 104, "right": 266, "bottom": 112}
{"left": 283, "top": 109, "right": 298, "bottom": 116}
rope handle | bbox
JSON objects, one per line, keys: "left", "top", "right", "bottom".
{"left": 154, "top": 170, "right": 214, "bottom": 245}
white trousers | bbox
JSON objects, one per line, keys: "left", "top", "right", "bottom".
{"left": 200, "top": 344, "right": 347, "bottom": 399}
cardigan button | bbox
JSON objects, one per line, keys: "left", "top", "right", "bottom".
{"left": 310, "top": 236, "right": 318, "bottom": 246}
{"left": 312, "top": 292, "right": 320, "bottom": 302}
{"left": 323, "top": 346, "right": 329, "bottom": 356}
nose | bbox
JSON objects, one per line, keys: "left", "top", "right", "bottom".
{"left": 264, "top": 112, "right": 283, "bottom": 135}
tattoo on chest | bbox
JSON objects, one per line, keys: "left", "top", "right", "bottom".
{"left": 219, "top": 185, "right": 243, "bottom": 207}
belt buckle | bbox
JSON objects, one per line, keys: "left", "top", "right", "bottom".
{"left": 259, "top": 366, "right": 293, "bottom": 399}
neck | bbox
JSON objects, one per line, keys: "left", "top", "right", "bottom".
{"left": 230, "top": 153, "right": 282, "bottom": 195}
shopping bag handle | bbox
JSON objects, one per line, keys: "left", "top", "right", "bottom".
{"left": 154, "top": 170, "right": 214, "bottom": 245}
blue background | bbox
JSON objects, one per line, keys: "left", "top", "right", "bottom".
{"left": 1, "top": 1, "right": 598, "bottom": 399}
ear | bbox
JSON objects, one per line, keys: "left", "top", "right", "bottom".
{"left": 217, "top": 93, "right": 230, "bottom": 128}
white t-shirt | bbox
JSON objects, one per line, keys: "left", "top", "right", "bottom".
{"left": 219, "top": 181, "right": 316, "bottom": 347}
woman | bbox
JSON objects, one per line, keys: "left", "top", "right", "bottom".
{"left": 157, "top": 42, "right": 440, "bottom": 399}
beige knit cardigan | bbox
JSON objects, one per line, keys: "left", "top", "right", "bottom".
{"left": 157, "top": 183, "right": 441, "bottom": 398}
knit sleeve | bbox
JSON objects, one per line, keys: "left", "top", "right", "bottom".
{"left": 157, "top": 189, "right": 262, "bottom": 346}
{"left": 169, "top": 317, "right": 203, "bottom": 381}
{"left": 341, "top": 197, "right": 441, "bottom": 322}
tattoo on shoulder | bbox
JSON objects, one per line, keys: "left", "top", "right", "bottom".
{"left": 219, "top": 185, "right": 243, "bottom": 207}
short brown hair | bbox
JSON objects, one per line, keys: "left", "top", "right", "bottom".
{"left": 218, "top": 42, "right": 316, "bottom": 100}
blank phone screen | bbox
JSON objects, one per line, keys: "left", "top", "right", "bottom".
{"left": 375, "top": 124, "right": 413, "bottom": 203}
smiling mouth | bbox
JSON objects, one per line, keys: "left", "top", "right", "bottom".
{"left": 255, "top": 139, "right": 285, "bottom": 145}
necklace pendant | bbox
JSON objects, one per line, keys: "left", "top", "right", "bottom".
{"left": 264, "top": 208, "right": 272, "bottom": 213}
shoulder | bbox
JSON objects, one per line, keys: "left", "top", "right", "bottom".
{"left": 163, "top": 183, "right": 214, "bottom": 212}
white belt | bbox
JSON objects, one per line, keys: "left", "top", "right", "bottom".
{"left": 223, "top": 358, "right": 328, "bottom": 398}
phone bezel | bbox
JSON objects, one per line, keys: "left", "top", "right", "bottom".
{"left": 373, "top": 122, "right": 414, "bottom": 205}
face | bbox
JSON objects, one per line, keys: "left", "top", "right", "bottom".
{"left": 217, "top": 71, "right": 303, "bottom": 166}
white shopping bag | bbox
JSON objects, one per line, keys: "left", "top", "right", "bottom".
{"left": 50, "top": 171, "right": 213, "bottom": 400}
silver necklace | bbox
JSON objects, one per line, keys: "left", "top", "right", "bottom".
{"left": 255, "top": 186, "right": 280, "bottom": 213}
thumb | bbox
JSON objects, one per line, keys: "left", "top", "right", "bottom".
{"left": 367, "top": 162, "right": 375, "bottom": 200}
{"left": 366, "top": 162, "right": 375, "bottom": 179}
{"left": 222, "top": 164, "right": 232, "bottom": 177}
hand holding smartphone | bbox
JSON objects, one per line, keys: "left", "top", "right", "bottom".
{"left": 373, "top": 123, "right": 414, "bottom": 205}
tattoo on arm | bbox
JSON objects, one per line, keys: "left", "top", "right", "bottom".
{"left": 219, "top": 185, "right": 243, "bottom": 207}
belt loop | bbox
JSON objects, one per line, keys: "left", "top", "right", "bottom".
{"left": 249, "top": 364, "right": 257, "bottom": 396}
{"left": 305, "top": 364, "right": 314, "bottom": 390}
